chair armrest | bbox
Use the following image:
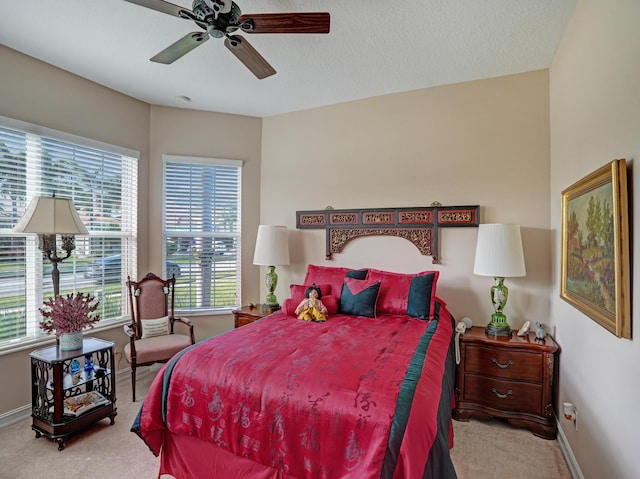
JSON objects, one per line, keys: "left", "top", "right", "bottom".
{"left": 123, "top": 322, "right": 136, "bottom": 338}
{"left": 172, "top": 316, "right": 192, "bottom": 327}
{"left": 171, "top": 316, "right": 195, "bottom": 344}
{"left": 123, "top": 322, "right": 138, "bottom": 359}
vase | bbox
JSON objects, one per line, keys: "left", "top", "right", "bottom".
{"left": 59, "top": 331, "right": 83, "bottom": 351}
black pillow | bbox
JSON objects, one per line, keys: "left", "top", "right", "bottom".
{"left": 340, "top": 278, "right": 381, "bottom": 318}
{"left": 406, "top": 272, "right": 438, "bottom": 320}
{"left": 345, "top": 269, "right": 368, "bottom": 280}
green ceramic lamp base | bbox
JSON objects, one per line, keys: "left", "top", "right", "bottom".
{"left": 263, "top": 266, "right": 281, "bottom": 311}
{"left": 485, "top": 322, "right": 512, "bottom": 337}
{"left": 263, "top": 294, "right": 280, "bottom": 311}
{"left": 485, "top": 277, "right": 512, "bottom": 337}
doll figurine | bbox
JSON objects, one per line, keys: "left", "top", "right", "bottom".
{"left": 295, "top": 285, "right": 328, "bottom": 322}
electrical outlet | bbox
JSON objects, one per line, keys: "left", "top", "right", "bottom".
{"left": 563, "top": 402, "right": 577, "bottom": 430}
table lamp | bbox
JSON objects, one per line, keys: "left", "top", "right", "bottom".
{"left": 252, "top": 225, "right": 290, "bottom": 311}
{"left": 13, "top": 196, "right": 88, "bottom": 298}
{"left": 473, "top": 223, "right": 526, "bottom": 336}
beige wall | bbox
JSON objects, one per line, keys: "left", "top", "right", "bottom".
{"left": 261, "top": 71, "right": 551, "bottom": 329}
{"left": 550, "top": 1, "right": 640, "bottom": 478}
{"left": 0, "top": 45, "right": 263, "bottom": 415}
{"left": 148, "top": 106, "right": 263, "bottom": 337}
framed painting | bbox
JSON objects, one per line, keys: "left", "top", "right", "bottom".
{"left": 561, "top": 159, "right": 630, "bottom": 338}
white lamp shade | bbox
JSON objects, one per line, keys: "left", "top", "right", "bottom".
{"left": 13, "top": 197, "right": 88, "bottom": 235}
{"left": 473, "top": 223, "right": 526, "bottom": 277}
{"left": 253, "top": 225, "right": 290, "bottom": 266}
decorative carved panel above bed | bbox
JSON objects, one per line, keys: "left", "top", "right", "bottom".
{"left": 296, "top": 203, "right": 480, "bottom": 263}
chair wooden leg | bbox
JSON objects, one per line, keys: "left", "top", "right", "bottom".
{"left": 131, "top": 366, "right": 137, "bottom": 402}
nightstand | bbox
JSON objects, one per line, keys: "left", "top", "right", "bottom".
{"left": 232, "top": 305, "right": 274, "bottom": 328}
{"left": 453, "top": 326, "right": 559, "bottom": 439}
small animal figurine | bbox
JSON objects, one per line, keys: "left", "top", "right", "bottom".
{"left": 535, "top": 322, "right": 547, "bottom": 340}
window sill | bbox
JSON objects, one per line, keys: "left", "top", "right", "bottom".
{"left": 174, "top": 307, "right": 236, "bottom": 317}
{"left": 0, "top": 309, "right": 237, "bottom": 356}
{"left": 0, "top": 317, "right": 130, "bottom": 357}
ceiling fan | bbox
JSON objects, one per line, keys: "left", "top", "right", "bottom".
{"left": 124, "top": 0, "right": 330, "bottom": 79}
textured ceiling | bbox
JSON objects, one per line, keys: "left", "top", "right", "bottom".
{"left": 0, "top": 0, "right": 576, "bottom": 118}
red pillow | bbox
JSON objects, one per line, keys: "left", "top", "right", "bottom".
{"left": 367, "top": 269, "right": 413, "bottom": 315}
{"left": 320, "top": 295, "right": 339, "bottom": 315}
{"left": 289, "top": 283, "right": 332, "bottom": 300}
{"left": 303, "top": 265, "right": 352, "bottom": 300}
{"left": 281, "top": 298, "right": 297, "bottom": 316}
{"left": 367, "top": 268, "right": 439, "bottom": 317}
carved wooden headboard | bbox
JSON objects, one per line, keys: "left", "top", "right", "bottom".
{"left": 296, "top": 203, "right": 480, "bottom": 263}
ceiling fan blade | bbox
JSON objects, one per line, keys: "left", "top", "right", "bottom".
{"left": 124, "top": 0, "right": 191, "bottom": 18}
{"left": 151, "top": 32, "right": 209, "bottom": 64}
{"left": 224, "top": 35, "right": 276, "bottom": 79}
{"left": 239, "top": 13, "right": 330, "bottom": 34}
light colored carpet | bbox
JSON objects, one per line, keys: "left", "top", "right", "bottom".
{"left": 0, "top": 369, "right": 167, "bottom": 479}
{"left": 451, "top": 418, "right": 572, "bottom": 479}
{"left": 0, "top": 368, "right": 571, "bottom": 479}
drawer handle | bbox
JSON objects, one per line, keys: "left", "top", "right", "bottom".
{"left": 491, "top": 388, "right": 513, "bottom": 399}
{"left": 492, "top": 358, "right": 513, "bottom": 369}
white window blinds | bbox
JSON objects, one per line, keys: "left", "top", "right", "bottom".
{"left": 0, "top": 117, "right": 138, "bottom": 348}
{"left": 163, "top": 155, "right": 242, "bottom": 312}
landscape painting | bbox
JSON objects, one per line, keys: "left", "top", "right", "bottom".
{"left": 560, "top": 159, "right": 631, "bottom": 338}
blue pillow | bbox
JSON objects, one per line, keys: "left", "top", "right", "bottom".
{"left": 406, "top": 272, "right": 438, "bottom": 320}
{"left": 340, "top": 278, "right": 381, "bottom": 318}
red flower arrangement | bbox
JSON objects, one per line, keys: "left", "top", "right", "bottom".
{"left": 39, "top": 292, "right": 101, "bottom": 337}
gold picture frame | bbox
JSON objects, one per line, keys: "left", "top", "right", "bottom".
{"left": 561, "top": 159, "right": 630, "bottom": 338}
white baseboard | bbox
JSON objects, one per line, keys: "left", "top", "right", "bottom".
{"left": 0, "top": 367, "right": 138, "bottom": 429}
{"left": 556, "top": 418, "right": 585, "bottom": 479}
{"left": 0, "top": 404, "right": 32, "bottom": 429}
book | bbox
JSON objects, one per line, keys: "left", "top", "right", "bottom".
{"left": 63, "top": 391, "right": 110, "bottom": 417}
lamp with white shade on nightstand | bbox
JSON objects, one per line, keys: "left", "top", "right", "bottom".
{"left": 473, "top": 223, "right": 526, "bottom": 337}
{"left": 253, "top": 225, "right": 290, "bottom": 311}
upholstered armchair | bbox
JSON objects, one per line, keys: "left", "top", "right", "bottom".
{"left": 123, "top": 272, "right": 195, "bottom": 401}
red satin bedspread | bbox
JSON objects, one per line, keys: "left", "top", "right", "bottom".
{"left": 134, "top": 310, "right": 455, "bottom": 479}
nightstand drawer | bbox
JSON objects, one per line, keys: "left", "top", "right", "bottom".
{"left": 232, "top": 306, "right": 273, "bottom": 328}
{"left": 464, "top": 374, "right": 543, "bottom": 413}
{"left": 236, "top": 315, "right": 257, "bottom": 328}
{"left": 465, "top": 344, "right": 543, "bottom": 382}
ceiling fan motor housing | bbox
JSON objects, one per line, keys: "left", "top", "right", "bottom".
{"left": 192, "top": 0, "right": 240, "bottom": 38}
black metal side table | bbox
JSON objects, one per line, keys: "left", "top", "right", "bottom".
{"left": 30, "top": 337, "right": 117, "bottom": 450}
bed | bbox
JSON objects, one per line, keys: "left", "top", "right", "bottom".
{"left": 132, "top": 265, "right": 458, "bottom": 479}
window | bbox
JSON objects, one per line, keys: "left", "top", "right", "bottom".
{"left": 163, "top": 155, "right": 241, "bottom": 312}
{"left": 0, "top": 116, "right": 138, "bottom": 349}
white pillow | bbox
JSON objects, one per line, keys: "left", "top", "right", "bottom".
{"left": 141, "top": 316, "right": 170, "bottom": 339}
